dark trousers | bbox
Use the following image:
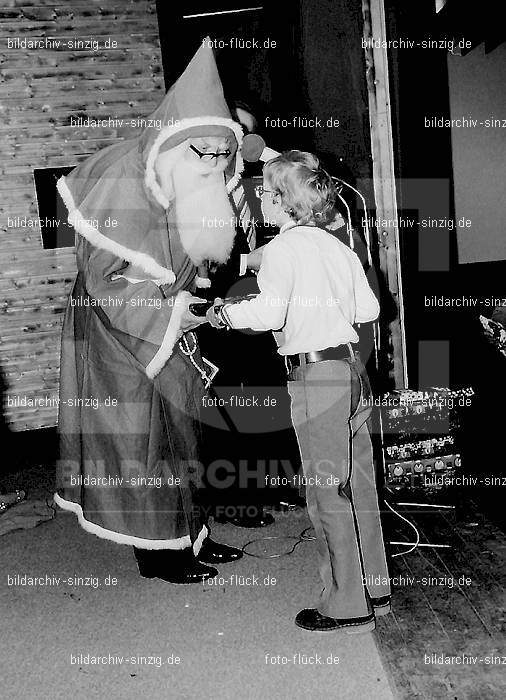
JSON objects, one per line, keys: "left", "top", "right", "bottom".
{"left": 287, "top": 352, "right": 390, "bottom": 618}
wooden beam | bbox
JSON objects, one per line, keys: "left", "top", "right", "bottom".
{"left": 361, "top": 0, "right": 408, "bottom": 388}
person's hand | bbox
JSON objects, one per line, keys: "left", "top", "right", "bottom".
{"left": 246, "top": 245, "right": 265, "bottom": 271}
{"left": 179, "top": 295, "right": 209, "bottom": 334}
{"left": 206, "top": 297, "right": 226, "bottom": 329}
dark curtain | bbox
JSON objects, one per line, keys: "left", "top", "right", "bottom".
{"left": 156, "top": 1, "right": 372, "bottom": 182}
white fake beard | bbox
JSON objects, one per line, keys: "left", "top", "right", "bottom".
{"left": 171, "top": 158, "right": 236, "bottom": 266}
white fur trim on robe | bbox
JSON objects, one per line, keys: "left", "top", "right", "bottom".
{"left": 145, "top": 290, "right": 190, "bottom": 379}
{"left": 195, "top": 276, "right": 211, "bottom": 288}
{"left": 54, "top": 493, "right": 208, "bottom": 553}
{"left": 57, "top": 176, "right": 176, "bottom": 285}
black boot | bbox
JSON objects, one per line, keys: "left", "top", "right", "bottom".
{"left": 197, "top": 538, "right": 243, "bottom": 564}
{"left": 133, "top": 546, "right": 218, "bottom": 584}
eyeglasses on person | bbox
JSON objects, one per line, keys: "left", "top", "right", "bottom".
{"left": 254, "top": 185, "right": 278, "bottom": 198}
{"left": 189, "top": 144, "right": 231, "bottom": 161}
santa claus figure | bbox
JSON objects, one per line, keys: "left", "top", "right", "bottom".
{"left": 54, "top": 41, "right": 244, "bottom": 583}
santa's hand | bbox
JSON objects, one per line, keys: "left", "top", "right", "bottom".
{"left": 206, "top": 298, "right": 227, "bottom": 329}
{"left": 179, "top": 295, "right": 209, "bottom": 334}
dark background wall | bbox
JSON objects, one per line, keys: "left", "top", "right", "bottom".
{"left": 385, "top": 0, "right": 505, "bottom": 389}
{"left": 448, "top": 43, "right": 506, "bottom": 264}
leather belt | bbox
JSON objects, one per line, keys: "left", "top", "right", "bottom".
{"left": 287, "top": 344, "right": 353, "bottom": 373}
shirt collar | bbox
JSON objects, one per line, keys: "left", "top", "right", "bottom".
{"left": 279, "top": 220, "right": 298, "bottom": 234}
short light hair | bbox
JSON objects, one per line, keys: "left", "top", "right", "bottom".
{"left": 263, "top": 150, "right": 336, "bottom": 226}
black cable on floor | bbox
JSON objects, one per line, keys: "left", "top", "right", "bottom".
{"left": 241, "top": 526, "right": 315, "bottom": 559}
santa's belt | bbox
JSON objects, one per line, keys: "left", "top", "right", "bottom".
{"left": 286, "top": 344, "right": 354, "bottom": 376}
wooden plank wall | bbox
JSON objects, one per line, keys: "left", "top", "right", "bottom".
{"left": 0, "top": 0, "right": 164, "bottom": 431}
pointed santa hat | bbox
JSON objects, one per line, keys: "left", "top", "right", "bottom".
{"left": 143, "top": 39, "right": 244, "bottom": 208}
{"left": 56, "top": 40, "right": 243, "bottom": 289}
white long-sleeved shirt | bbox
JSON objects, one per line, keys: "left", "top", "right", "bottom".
{"left": 223, "top": 222, "right": 379, "bottom": 355}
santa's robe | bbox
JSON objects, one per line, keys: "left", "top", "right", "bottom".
{"left": 54, "top": 41, "right": 244, "bottom": 551}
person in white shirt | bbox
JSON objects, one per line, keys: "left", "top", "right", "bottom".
{"left": 207, "top": 150, "right": 391, "bottom": 633}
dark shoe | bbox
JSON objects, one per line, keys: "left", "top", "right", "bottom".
{"left": 215, "top": 510, "right": 275, "bottom": 528}
{"left": 133, "top": 547, "right": 218, "bottom": 584}
{"left": 295, "top": 608, "right": 376, "bottom": 634}
{"left": 372, "top": 595, "right": 391, "bottom": 617}
{"left": 197, "top": 538, "right": 243, "bottom": 564}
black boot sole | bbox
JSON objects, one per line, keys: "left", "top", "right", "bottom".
{"left": 197, "top": 552, "right": 243, "bottom": 564}
{"left": 137, "top": 563, "right": 218, "bottom": 584}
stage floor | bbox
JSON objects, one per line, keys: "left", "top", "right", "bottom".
{"left": 1, "top": 459, "right": 505, "bottom": 699}
{"left": 376, "top": 500, "right": 505, "bottom": 699}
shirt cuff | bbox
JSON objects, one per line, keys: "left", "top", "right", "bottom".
{"left": 239, "top": 254, "right": 248, "bottom": 277}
